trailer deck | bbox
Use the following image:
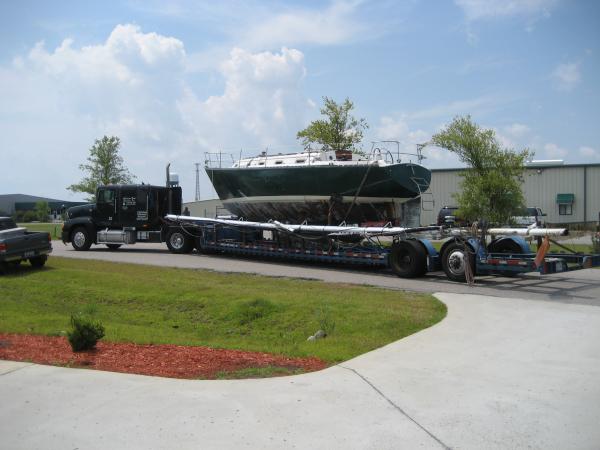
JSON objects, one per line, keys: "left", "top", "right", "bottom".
{"left": 164, "top": 215, "right": 600, "bottom": 282}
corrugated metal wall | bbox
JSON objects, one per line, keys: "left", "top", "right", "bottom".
{"left": 421, "top": 164, "right": 600, "bottom": 226}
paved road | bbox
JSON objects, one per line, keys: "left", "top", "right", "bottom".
{"left": 51, "top": 242, "right": 600, "bottom": 306}
{"left": 2, "top": 292, "right": 599, "bottom": 450}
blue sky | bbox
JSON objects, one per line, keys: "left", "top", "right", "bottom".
{"left": 1, "top": 0, "right": 598, "bottom": 202}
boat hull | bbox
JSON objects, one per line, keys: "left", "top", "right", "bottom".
{"left": 206, "top": 163, "right": 430, "bottom": 225}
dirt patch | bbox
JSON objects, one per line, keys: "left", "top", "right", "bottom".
{"left": 0, "top": 333, "right": 327, "bottom": 379}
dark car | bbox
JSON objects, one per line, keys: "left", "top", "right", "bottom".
{"left": 436, "top": 206, "right": 469, "bottom": 227}
{"left": 0, "top": 217, "right": 52, "bottom": 273}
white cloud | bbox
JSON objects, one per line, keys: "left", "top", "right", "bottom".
{"left": 504, "top": 123, "right": 530, "bottom": 138}
{"left": 177, "top": 47, "right": 310, "bottom": 150}
{"left": 551, "top": 62, "right": 581, "bottom": 91}
{"left": 579, "top": 146, "right": 599, "bottom": 159}
{"left": 407, "top": 94, "right": 508, "bottom": 121}
{"left": 374, "top": 116, "right": 461, "bottom": 167}
{"left": 543, "top": 142, "right": 568, "bottom": 158}
{"left": 0, "top": 25, "right": 312, "bottom": 201}
{"left": 240, "top": 1, "right": 367, "bottom": 49}
{"left": 455, "top": 0, "right": 558, "bottom": 21}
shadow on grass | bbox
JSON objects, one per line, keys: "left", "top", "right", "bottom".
{"left": 1, "top": 264, "right": 56, "bottom": 278}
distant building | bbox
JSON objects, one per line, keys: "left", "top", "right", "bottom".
{"left": 183, "top": 199, "right": 230, "bottom": 218}
{"left": 0, "top": 194, "right": 86, "bottom": 220}
{"left": 422, "top": 162, "right": 600, "bottom": 226}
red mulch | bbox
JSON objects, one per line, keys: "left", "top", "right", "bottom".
{"left": 0, "top": 333, "right": 327, "bottom": 379}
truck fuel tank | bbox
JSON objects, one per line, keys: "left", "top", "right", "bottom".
{"left": 97, "top": 228, "right": 137, "bottom": 244}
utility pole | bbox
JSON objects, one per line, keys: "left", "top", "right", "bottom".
{"left": 194, "top": 163, "right": 201, "bottom": 201}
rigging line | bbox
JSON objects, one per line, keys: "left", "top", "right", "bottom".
{"left": 343, "top": 161, "right": 375, "bottom": 222}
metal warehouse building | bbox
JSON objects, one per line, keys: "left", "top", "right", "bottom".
{"left": 421, "top": 162, "right": 600, "bottom": 226}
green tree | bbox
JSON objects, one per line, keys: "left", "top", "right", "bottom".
{"left": 34, "top": 201, "right": 49, "bottom": 222}
{"left": 67, "top": 136, "right": 135, "bottom": 202}
{"left": 297, "top": 97, "right": 368, "bottom": 152}
{"left": 431, "top": 115, "right": 531, "bottom": 225}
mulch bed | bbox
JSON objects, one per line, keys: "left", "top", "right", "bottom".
{"left": 0, "top": 333, "right": 327, "bottom": 379}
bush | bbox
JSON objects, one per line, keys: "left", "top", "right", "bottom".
{"left": 67, "top": 314, "right": 105, "bottom": 351}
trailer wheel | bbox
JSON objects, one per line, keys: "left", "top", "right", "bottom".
{"left": 106, "top": 244, "right": 122, "bottom": 250}
{"left": 487, "top": 238, "right": 524, "bottom": 277}
{"left": 166, "top": 229, "right": 193, "bottom": 254}
{"left": 71, "top": 227, "right": 92, "bottom": 251}
{"left": 389, "top": 240, "right": 427, "bottom": 278}
{"left": 442, "top": 241, "right": 475, "bottom": 282}
{"left": 29, "top": 255, "right": 47, "bottom": 268}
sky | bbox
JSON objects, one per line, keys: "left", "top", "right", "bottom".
{"left": 0, "top": 0, "right": 599, "bottom": 202}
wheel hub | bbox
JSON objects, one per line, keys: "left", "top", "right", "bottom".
{"left": 448, "top": 250, "right": 465, "bottom": 275}
{"left": 73, "top": 231, "right": 86, "bottom": 247}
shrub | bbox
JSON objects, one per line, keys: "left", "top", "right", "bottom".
{"left": 67, "top": 314, "right": 105, "bottom": 351}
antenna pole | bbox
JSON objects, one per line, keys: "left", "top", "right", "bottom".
{"left": 195, "top": 163, "right": 201, "bottom": 201}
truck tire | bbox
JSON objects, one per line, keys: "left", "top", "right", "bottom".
{"left": 106, "top": 244, "right": 122, "bottom": 250}
{"left": 166, "top": 229, "right": 193, "bottom": 254}
{"left": 29, "top": 255, "right": 47, "bottom": 268}
{"left": 71, "top": 227, "right": 92, "bottom": 251}
{"left": 389, "top": 240, "right": 427, "bottom": 278}
{"left": 441, "top": 241, "right": 475, "bottom": 283}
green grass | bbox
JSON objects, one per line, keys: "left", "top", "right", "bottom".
{"left": 17, "top": 222, "right": 63, "bottom": 240}
{"left": 215, "top": 365, "right": 305, "bottom": 379}
{"left": 0, "top": 257, "right": 446, "bottom": 363}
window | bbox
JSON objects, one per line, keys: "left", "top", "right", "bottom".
{"left": 556, "top": 193, "right": 574, "bottom": 216}
{"left": 275, "top": 160, "right": 283, "bottom": 165}
{"left": 97, "top": 189, "right": 115, "bottom": 204}
{"left": 559, "top": 204, "right": 572, "bottom": 215}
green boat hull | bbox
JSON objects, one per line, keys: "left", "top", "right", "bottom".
{"left": 206, "top": 163, "right": 431, "bottom": 225}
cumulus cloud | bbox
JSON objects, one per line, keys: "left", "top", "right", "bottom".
{"left": 455, "top": 0, "right": 558, "bottom": 21}
{"left": 178, "top": 47, "right": 310, "bottom": 150}
{"left": 0, "top": 24, "right": 311, "bottom": 201}
{"left": 551, "top": 62, "right": 581, "bottom": 91}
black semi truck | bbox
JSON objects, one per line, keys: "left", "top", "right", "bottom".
{"left": 61, "top": 181, "right": 196, "bottom": 253}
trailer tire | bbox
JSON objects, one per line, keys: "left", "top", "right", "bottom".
{"left": 166, "top": 229, "right": 193, "bottom": 254}
{"left": 389, "top": 240, "right": 427, "bottom": 278}
{"left": 442, "top": 241, "right": 475, "bottom": 282}
{"left": 487, "top": 238, "right": 524, "bottom": 277}
{"left": 71, "top": 227, "right": 92, "bottom": 251}
{"left": 29, "top": 255, "right": 47, "bottom": 268}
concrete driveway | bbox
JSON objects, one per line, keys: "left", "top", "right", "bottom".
{"left": 2, "top": 292, "right": 600, "bottom": 450}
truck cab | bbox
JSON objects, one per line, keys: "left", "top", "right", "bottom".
{"left": 62, "top": 184, "right": 182, "bottom": 251}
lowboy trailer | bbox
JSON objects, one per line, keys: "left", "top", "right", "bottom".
{"left": 164, "top": 215, "right": 600, "bottom": 283}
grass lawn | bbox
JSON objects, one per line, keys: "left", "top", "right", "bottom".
{"left": 18, "top": 222, "right": 63, "bottom": 240}
{"left": 0, "top": 257, "right": 446, "bottom": 363}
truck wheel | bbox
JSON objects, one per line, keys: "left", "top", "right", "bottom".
{"left": 389, "top": 240, "right": 427, "bottom": 278}
{"left": 166, "top": 230, "right": 193, "bottom": 254}
{"left": 71, "top": 227, "right": 92, "bottom": 251}
{"left": 29, "top": 255, "right": 47, "bottom": 268}
{"left": 106, "top": 244, "right": 122, "bottom": 250}
{"left": 442, "top": 242, "right": 475, "bottom": 283}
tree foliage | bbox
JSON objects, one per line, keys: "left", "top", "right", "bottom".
{"left": 431, "top": 116, "right": 531, "bottom": 225}
{"left": 297, "top": 97, "right": 368, "bottom": 152}
{"left": 67, "top": 136, "right": 135, "bottom": 202}
{"left": 34, "top": 201, "right": 50, "bottom": 222}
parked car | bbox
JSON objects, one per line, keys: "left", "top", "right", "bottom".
{"left": 436, "top": 206, "right": 469, "bottom": 227}
{"left": 0, "top": 217, "right": 52, "bottom": 273}
{"left": 511, "top": 207, "right": 546, "bottom": 227}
